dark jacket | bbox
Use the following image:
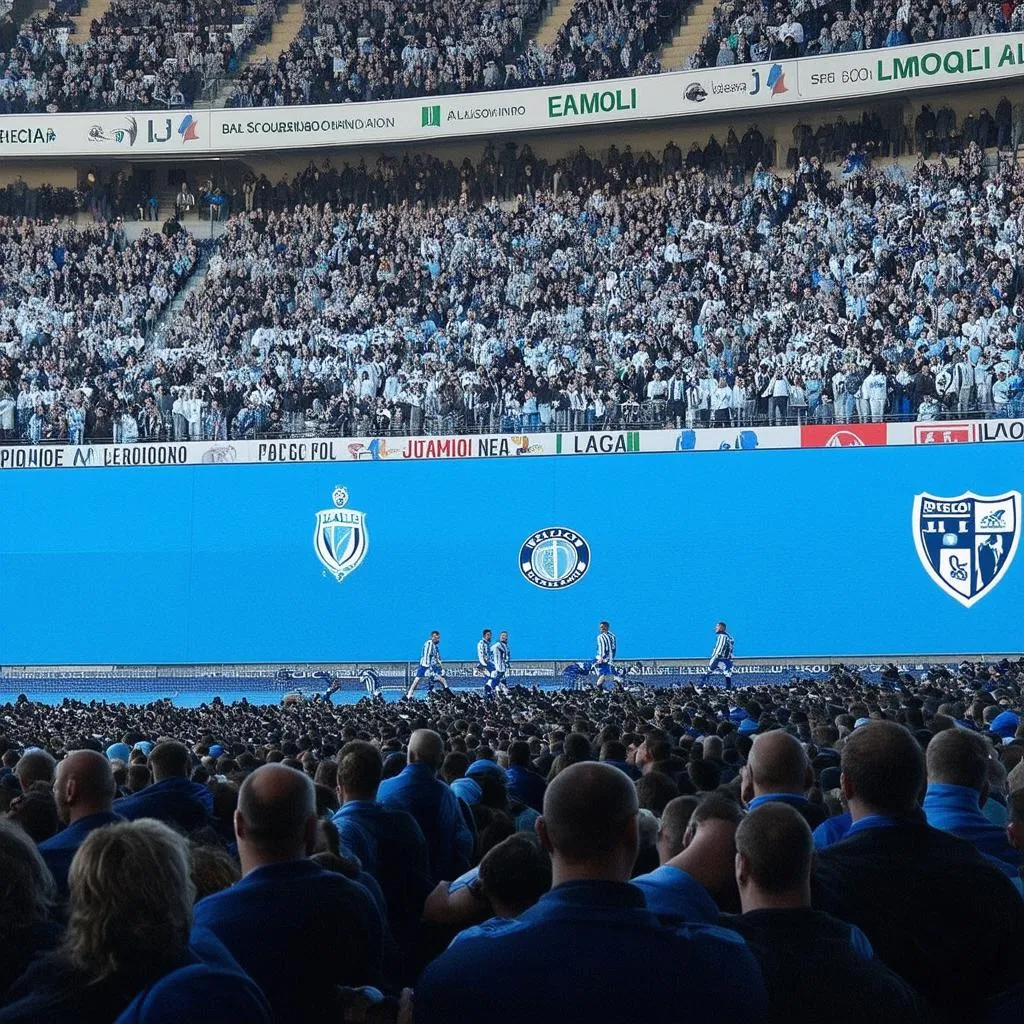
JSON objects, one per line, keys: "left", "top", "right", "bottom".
{"left": 192, "top": 858, "right": 384, "bottom": 1022}
{"left": 113, "top": 777, "right": 212, "bottom": 833}
{"left": 813, "top": 816, "right": 1024, "bottom": 1021}
{"left": 38, "top": 811, "right": 123, "bottom": 897}
{"left": 721, "top": 907, "right": 928, "bottom": 1023}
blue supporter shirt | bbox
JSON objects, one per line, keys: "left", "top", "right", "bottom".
{"left": 631, "top": 865, "right": 719, "bottom": 924}
{"left": 923, "top": 783, "right": 1024, "bottom": 879}
{"left": 415, "top": 880, "right": 767, "bottom": 1024}
{"left": 813, "top": 812, "right": 853, "bottom": 849}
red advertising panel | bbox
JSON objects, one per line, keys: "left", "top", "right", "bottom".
{"left": 800, "top": 424, "right": 888, "bottom": 448}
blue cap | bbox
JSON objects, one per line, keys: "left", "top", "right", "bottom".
{"left": 738, "top": 719, "right": 758, "bottom": 735}
{"left": 854, "top": 717, "right": 871, "bottom": 729}
{"left": 466, "top": 759, "right": 505, "bottom": 781}
{"left": 106, "top": 743, "right": 132, "bottom": 761}
{"left": 208, "top": 745, "right": 224, "bottom": 758}
{"left": 451, "top": 778, "right": 483, "bottom": 805}
{"left": 729, "top": 706, "right": 747, "bottom": 722}
{"left": 134, "top": 741, "right": 154, "bottom": 756}
{"left": 991, "top": 711, "right": 1020, "bottom": 739}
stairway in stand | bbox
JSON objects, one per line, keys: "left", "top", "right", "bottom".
{"left": 68, "top": 0, "right": 114, "bottom": 45}
{"left": 659, "top": 0, "right": 718, "bottom": 71}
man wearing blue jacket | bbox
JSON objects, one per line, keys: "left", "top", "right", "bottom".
{"left": 193, "top": 764, "right": 383, "bottom": 1021}
{"left": 923, "top": 727, "right": 1024, "bottom": 879}
{"left": 377, "top": 729, "right": 473, "bottom": 882}
{"left": 113, "top": 741, "right": 212, "bottom": 833}
{"left": 416, "top": 762, "right": 767, "bottom": 1024}
{"left": 39, "top": 750, "right": 121, "bottom": 897}
{"left": 333, "top": 740, "right": 432, "bottom": 954}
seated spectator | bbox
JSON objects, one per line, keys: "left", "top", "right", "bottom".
{"left": 113, "top": 741, "right": 212, "bottom": 832}
{"left": 813, "top": 722, "right": 1024, "bottom": 1021}
{"left": 923, "top": 727, "right": 1024, "bottom": 877}
{"left": 0, "top": 819, "right": 257, "bottom": 1023}
{"left": 632, "top": 792, "right": 743, "bottom": 922}
{"left": 6, "top": 784, "right": 59, "bottom": 843}
{"left": 740, "top": 729, "right": 826, "bottom": 827}
{"left": 449, "top": 832, "right": 552, "bottom": 943}
{"left": 0, "top": 819, "right": 61, "bottom": 998}
{"left": 15, "top": 749, "right": 55, "bottom": 791}
{"left": 415, "top": 762, "right": 768, "bottom": 1022}
{"left": 39, "top": 750, "right": 120, "bottom": 897}
{"left": 192, "top": 763, "right": 384, "bottom": 1020}
{"left": 725, "top": 802, "right": 927, "bottom": 1023}
{"left": 332, "top": 740, "right": 432, "bottom": 954}
{"left": 504, "top": 740, "right": 546, "bottom": 812}
{"left": 377, "top": 729, "right": 473, "bottom": 882}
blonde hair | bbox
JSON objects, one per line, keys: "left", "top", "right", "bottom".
{"left": 65, "top": 818, "right": 195, "bottom": 981}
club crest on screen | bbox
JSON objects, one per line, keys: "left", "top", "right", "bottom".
{"left": 314, "top": 486, "right": 369, "bottom": 583}
{"left": 913, "top": 491, "right": 1020, "bottom": 607}
{"left": 519, "top": 527, "right": 590, "bottom": 589}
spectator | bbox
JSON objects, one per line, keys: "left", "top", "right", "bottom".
{"left": 415, "top": 762, "right": 768, "bottom": 1022}
{"left": 113, "top": 741, "right": 213, "bottom": 832}
{"left": 0, "top": 819, "right": 257, "bottom": 1023}
{"left": 38, "top": 750, "right": 120, "bottom": 897}
{"left": 0, "top": 819, "right": 61, "bottom": 998}
{"left": 191, "top": 763, "right": 384, "bottom": 1019}
{"left": 15, "top": 749, "right": 55, "bottom": 790}
{"left": 332, "top": 740, "right": 433, "bottom": 955}
{"left": 813, "top": 722, "right": 1024, "bottom": 1021}
{"left": 632, "top": 792, "right": 743, "bottom": 923}
{"left": 377, "top": 729, "right": 474, "bottom": 882}
{"left": 923, "top": 727, "right": 1024, "bottom": 878}
{"left": 725, "top": 802, "right": 927, "bottom": 1023}
{"left": 740, "top": 729, "right": 827, "bottom": 828}
{"left": 504, "top": 740, "right": 546, "bottom": 812}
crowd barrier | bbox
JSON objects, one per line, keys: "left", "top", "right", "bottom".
{"left": 2, "top": 419, "right": 1023, "bottom": 472}
{"left": 3, "top": 34, "right": 1024, "bottom": 157}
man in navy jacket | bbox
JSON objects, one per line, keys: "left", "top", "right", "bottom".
{"left": 377, "top": 729, "right": 473, "bottom": 882}
{"left": 39, "top": 750, "right": 121, "bottom": 897}
{"left": 415, "top": 762, "right": 767, "bottom": 1023}
{"left": 333, "top": 740, "right": 432, "bottom": 953}
{"left": 113, "top": 741, "right": 212, "bottom": 833}
{"left": 193, "top": 764, "right": 383, "bottom": 1022}
{"left": 813, "top": 722, "right": 1024, "bottom": 1022}
{"left": 504, "top": 741, "right": 546, "bottom": 812}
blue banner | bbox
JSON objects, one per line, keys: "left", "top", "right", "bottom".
{"left": 1, "top": 444, "right": 1021, "bottom": 664}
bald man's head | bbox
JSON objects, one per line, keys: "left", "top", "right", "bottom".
{"left": 744, "top": 731, "right": 812, "bottom": 801}
{"left": 54, "top": 750, "right": 116, "bottom": 825}
{"left": 408, "top": 729, "right": 444, "bottom": 770}
{"left": 538, "top": 762, "right": 638, "bottom": 878}
{"left": 236, "top": 764, "right": 317, "bottom": 866}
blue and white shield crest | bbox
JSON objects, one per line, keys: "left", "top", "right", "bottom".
{"left": 913, "top": 491, "right": 1020, "bottom": 607}
{"left": 314, "top": 486, "right": 369, "bottom": 583}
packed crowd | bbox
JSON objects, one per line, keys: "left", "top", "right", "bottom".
{"left": 0, "top": 0, "right": 278, "bottom": 114}
{"left": 1, "top": 0, "right": 1023, "bottom": 111}
{"left": 689, "top": 0, "right": 1024, "bottom": 72}
{"left": 0, "top": 218, "right": 198, "bottom": 444}
{"left": 227, "top": 0, "right": 680, "bottom": 108}
{"left": 4, "top": 112, "right": 1024, "bottom": 445}
{"left": 0, "top": 661, "right": 1023, "bottom": 1021}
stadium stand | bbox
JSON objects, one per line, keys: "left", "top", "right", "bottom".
{"left": 0, "top": 0, "right": 1021, "bottom": 108}
{"left": 686, "top": 0, "right": 1024, "bottom": 71}
{"left": 0, "top": 661, "right": 1023, "bottom": 1022}
{"left": 3, "top": 109, "right": 1024, "bottom": 445}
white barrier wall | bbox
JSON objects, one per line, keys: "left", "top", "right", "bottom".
{"left": 2, "top": 35, "right": 1023, "bottom": 158}
{"left": 3, "top": 420, "right": 1023, "bottom": 471}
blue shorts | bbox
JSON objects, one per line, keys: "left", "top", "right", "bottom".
{"left": 710, "top": 658, "right": 733, "bottom": 673}
{"left": 596, "top": 662, "right": 614, "bottom": 677}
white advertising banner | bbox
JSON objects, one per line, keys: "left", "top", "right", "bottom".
{"left": 3, "top": 34, "right": 1024, "bottom": 159}
{"left": 0, "top": 424, "right": 800, "bottom": 471}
